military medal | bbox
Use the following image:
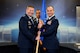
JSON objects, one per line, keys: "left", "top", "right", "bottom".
{"left": 28, "top": 26, "right": 31, "bottom": 29}
{"left": 28, "top": 21, "right": 32, "bottom": 29}
{"left": 47, "top": 20, "right": 52, "bottom": 25}
{"left": 28, "top": 21, "right": 32, "bottom": 25}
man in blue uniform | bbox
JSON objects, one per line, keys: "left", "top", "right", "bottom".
{"left": 36, "top": 9, "right": 45, "bottom": 53}
{"left": 38, "top": 6, "right": 59, "bottom": 53}
{"left": 18, "top": 6, "right": 39, "bottom": 53}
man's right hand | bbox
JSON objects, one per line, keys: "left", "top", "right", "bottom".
{"left": 35, "top": 36, "right": 40, "bottom": 40}
{"left": 39, "top": 40, "right": 42, "bottom": 45}
{"left": 38, "top": 19, "right": 44, "bottom": 29}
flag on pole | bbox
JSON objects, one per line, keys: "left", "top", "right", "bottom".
{"left": 40, "top": 0, "right": 46, "bottom": 41}
{"left": 41, "top": 0, "right": 46, "bottom": 22}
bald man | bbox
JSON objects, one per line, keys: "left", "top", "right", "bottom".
{"left": 38, "top": 6, "right": 59, "bottom": 53}
{"left": 35, "top": 9, "right": 45, "bottom": 53}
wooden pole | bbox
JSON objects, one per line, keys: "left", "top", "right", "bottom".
{"left": 35, "top": 31, "right": 41, "bottom": 53}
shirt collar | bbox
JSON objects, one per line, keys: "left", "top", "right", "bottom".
{"left": 26, "top": 14, "right": 32, "bottom": 19}
{"left": 28, "top": 16, "right": 32, "bottom": 19}
{"left": 47, "top": 14, "right": 55, "bottom": 20}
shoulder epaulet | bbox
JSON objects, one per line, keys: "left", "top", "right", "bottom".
{"left": 54, "top": 18, "right": 57, "bottom": 19}
{"left": 54, "top": 16, "right": 57, "bottom": 20}
{"left": 22, "top": 14, "right": 26, "bottom": 17}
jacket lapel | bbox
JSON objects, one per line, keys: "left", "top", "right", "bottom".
{"left": 46, "top": 16, "right": 55, "bottom": 25}
{"left": 25, "top": 14, "right": 34, "bottom": 25}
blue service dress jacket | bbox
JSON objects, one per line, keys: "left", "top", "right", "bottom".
{"left": 18, "top": 14, "right": 38, "bottom": 48}
{"left": 41, "top": 16, "right": 59, "bottom": 49}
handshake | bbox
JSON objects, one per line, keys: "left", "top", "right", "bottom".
{"left": 38, "top": 19, "right": 44, "bottom": 29}
{"left": 36, "top": 19, "right": 44, "bottom": 40}
{"left": 35, "top": 19, "right": 47, "bottom": 51}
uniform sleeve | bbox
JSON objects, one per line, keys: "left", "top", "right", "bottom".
{"left": 19, "top": 17, "right": 35, "bottom": 42}
{"left": 41, "top": 19, "right": 59, "bottom": 37}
